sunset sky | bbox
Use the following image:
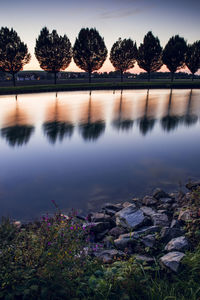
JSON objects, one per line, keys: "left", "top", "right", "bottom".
{"left": 1, "top": 0, "right": 200, "bottom": 73}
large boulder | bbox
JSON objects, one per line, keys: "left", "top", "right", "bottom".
{"left": 115, "top": 205, "right": 145, "bottom": 230}
{"left": 160, "top": 227, "right": 183, "bottom": 243}
{"left": 165, "top": 236, "right": 189, "bottom": 252}
{"left": 114, "top": 232, "right": 138, "bottom": 250}
{"left": 160, "top": 252, "right": 185, "bottom": 272}
{"left": 140, "top": 206, "right": 156, "bottom": 217}
{"left": 152, "top": 213, "right": 169, "bottom": 227}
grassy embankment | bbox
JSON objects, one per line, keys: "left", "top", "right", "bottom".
{"left": 0, "top": 189, "right": 200, "bottom": 300}
{"left": 0, "top": 80, "right": 200, "bottom": 95}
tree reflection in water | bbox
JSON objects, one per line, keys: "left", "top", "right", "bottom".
{"left": 43, "top": 94, "right": 74, "bottom": 144}
{"left": 1, "top": 96, "right": 35, "bottom": 147}
{"left": 79, "top": 94, "right": 105, "bottom": 141}
{"left": 112, "top": 91, "right": 134, "bottom": 132}
{"left": 137, "top": 90, "right": 156, "bottom": 135}
{"left": 182, "top": 89, "right": 198, "bottom": 127}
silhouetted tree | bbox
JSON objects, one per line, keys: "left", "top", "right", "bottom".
{"left": 185, "top": 41, "right": 200, "bottom": 81}
{"left": 43, "top": 121, "right": 74, "bottom": 144}
{"left": 110, "top": 38, "right": 137, "bottom": 82}
{"left": 162, "top": 35, "right": 187, "bottom": 82}
{"left": 35, "top": 27, "right": 72, "bottom": 84}
{"left": 0, "top": 27, "right": 31, "bottom": 86}
{"left": 183, "top": 89, "right": 198, "bottom": 126}
{"left": 137, "top": 32, "right": 163, "bottom": 82}
{"left": 73, "top": 28, "right": 107, "bottom": 83}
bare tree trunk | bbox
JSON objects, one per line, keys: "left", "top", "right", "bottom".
{"left": 148, "top": 72, "right": 150, "bottom": 82}
{"left": 192, "top": 73, "right": 194, "bottom": 81}
{"left": 89, "top": 71, "right": 91, "bottom": 83}
{"left": 54, "top": 72, "right": 57, "bottom": 85}
{"left": 12, "top": 72, "right": 16, "bottom": 87}
{"left": 171, "top": 72, "right": 174, "bottom": 82}
{"left": 120, "top": 70, "right": 123, "bottom": 82}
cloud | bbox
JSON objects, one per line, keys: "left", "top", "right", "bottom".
{"left": 99, "top": 7, "right": 144, "bottom": 19}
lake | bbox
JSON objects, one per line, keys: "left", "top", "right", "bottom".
{"left": 0, "top": 89, "right": 200, "bottom": 221}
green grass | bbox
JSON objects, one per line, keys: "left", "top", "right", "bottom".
{"left": 0, "top": 80, "right": 200, "bottom": 95}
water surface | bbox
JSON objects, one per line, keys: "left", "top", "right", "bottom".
{"left": 0, "top": 89, "right": 200, "bottom": 220}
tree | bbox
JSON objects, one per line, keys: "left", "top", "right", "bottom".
{"left": 137, "top": 31, "right": 163, "bottom": 82}
{"left": 185, "top": 41, "right": 200, "bottom": 81}
{"left": 162, "top": 35, "right": 187, "bottom": 82}
{"left": 110, "top": 38, "right": 137, "bottom": 82}
{"left": 0, "top": 27, "right": 31, "bottom": 86}
{"left": 73, "top": 28, "right": 107, "bottom": 83}
{"left": 35, "top": 27, "right": 72, "bottom": 84}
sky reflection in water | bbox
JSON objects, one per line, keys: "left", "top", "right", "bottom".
{"left": 0, "top": 89, "right": 200, "bottom": 220}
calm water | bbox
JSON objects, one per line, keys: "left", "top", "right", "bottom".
{"left": 0, "top": 89, "right": 200, "bottom": 221}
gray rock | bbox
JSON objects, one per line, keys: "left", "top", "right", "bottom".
{"left": 152, "top": 213, "right": 169, "bottom": 227}
{"left": 85, "top": 222, "right": 111, "bottom": 233}
{"left": 153, "top": 188, "right": 170, "bottom": 200}
{"left": 160, "top": 198, "right": 174, "bottom": 204}
{"left": 178, "top": 210, "right": 192, "bottom": 222}
{"left": 101, "top": 203, "right": 122, "bottom": 212}
{"left": 142, "top": 196, "right": 157, "bottom": 206}
{"left": 165, "top": 236, "right": 189, "bottom": 252}
{"left": 132, "top": 197, "right": 143, "bottom": 208}
{"left": 115, "top": 205, "right": 145, "bottom": 230}
{"left": 96, "top": 229, "right": 110, "bottom": 241}
{"left": 95, "top": 249, "right": 125, "bottom": 263}
{"left": 170, "top": 219, "right": 182, "bottom": 229}
{"left": 134, "top": 225, "right": 160, "bottom": 236}
{"left": 141, "top": 234, "right": 156, "bottom": 248}
{"left": 141, "top": 206, "right": 156, "bottom": 217}
{"left": 135, "top": 255, "right": 154, "bottom": 263}
{"left": 160, "top": 251, "right": 185, "bottom": 272}
{"left": 114, "top": 232, "right": 137, "bottom": 250}
{"left": 91, "top": 213, "right": 111, "bottom": 223}
{"left": 186, "top": 181, "right": 200, "bottom": 191}
{"left": 108, "top": 226, "right": 127, "bottom": 238}
{"left": 160, "top": 227, "right": 183, "bottom": 243}
{"left": 122, "top": 201, "right": 133, "bottom": 208}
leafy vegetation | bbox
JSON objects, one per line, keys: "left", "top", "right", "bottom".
{"left": 0, "top": 188, "right": 200, "bottom": 300}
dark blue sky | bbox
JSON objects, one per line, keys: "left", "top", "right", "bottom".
{"left": 1, "top": 0, "right": 200, "bottom": 71}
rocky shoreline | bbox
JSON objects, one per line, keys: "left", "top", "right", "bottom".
{"left": 77, "top": 180, "right": 200, "bottom": 272}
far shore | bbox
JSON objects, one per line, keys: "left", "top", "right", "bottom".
{"left": 0, "top": 80, "right": 200, "bottom": 96}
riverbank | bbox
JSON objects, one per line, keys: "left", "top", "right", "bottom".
{"left": 0, "top": 80, "right": 200, "bottom": 95}
{"left": 0, "top": 180, "right": 200, "bottom": 299}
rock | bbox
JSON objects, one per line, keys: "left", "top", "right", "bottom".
{"left": 114, "top": 232, "right": 137, "bottom": 250}
{"left": 95, "top": 249, "right": 125, "bottom": 263}
{"left": 96, "top": 229, "right": 110, "bottom": 241}
{"left": 165, "top": 236, "right": 189, "bottom": 252}
{"left": 142, "top": 196, "right": 157, "bottom": 206}
{"left": 108, "top": 226, "right": 127, "bottom": 238}
{"left": 153, "top": 188, "right": 170, "bottom": 200}
{"left": 101, "top": 203, "right": 122, "bottom": 215}
{"left": 135, "top": 255, "right": 154, "bottom": 263}
{"left": 134, "top": 225, "right": 160, "bottom": 236}
{"left": 160, "top": 198, "right": 174, "bottom": 204}
{"left": 91, "top": 213, "right": 111, "bottom": 223}
{"left": 13, "top": 221, "right": 21, "bottom": 228}
{"left": 160, "top": 227, "right": 183, "bottom": 243}
{"left": 122, "top": 201, "right": 133, "bottom": 208}
{"left": 157, "top": 203, "right": 171, "bottom": 210}
{"left": 115, "top": 205, "right": 145, "bottom": 230}
{"left": 186, "top": 181, "right": 200, "bottom": 191}
{"left": 178, "top": 210, "right": 192, "bottom": 222}
{"left": 152, "top": 213, "right": 169, "bottom": 227}
{"left": 140, "top": 206, "right": 156, "bottom": 217}
{"left": 85, "top": 222, "right": 111, "bottom": 233}
{"left": 160, "top": 252, "right": 185, "bottom": 272}
{"left": 170, "top": 219, "right": 182, "bottom": 229}
{"left": 132, "top": 197, "right": 143, "bottom": 208}
{"left": 141, "top": 234, "right": 156, "bottom": 248}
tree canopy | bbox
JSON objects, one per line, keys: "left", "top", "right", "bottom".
{"left": 162, "top": 35, "right": 187, "bottom": 81}
{"left": 110, "top": 38, "right": 137, "bottom": 82}
{"left": 35, "top": 27, "right": 72, "bottom": 84}
{"left": 0, "top": 27, "right": 31, "bottom": 86}
{"left": 73, "top": 28, "right": 107, "bottom": 82}
{"left": 185, "top": 41, "right": 200, "bottom": 80}
{"left": 137, "top": 31, "right": 163, "bottom": 81}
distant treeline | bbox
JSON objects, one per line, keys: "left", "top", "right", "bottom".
{"left": 0, "top": 27, "right": 199, "bottom": 86}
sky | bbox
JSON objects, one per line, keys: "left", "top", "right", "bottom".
{"left": 1, "top": 0, "right": 200, "bottom": 73}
